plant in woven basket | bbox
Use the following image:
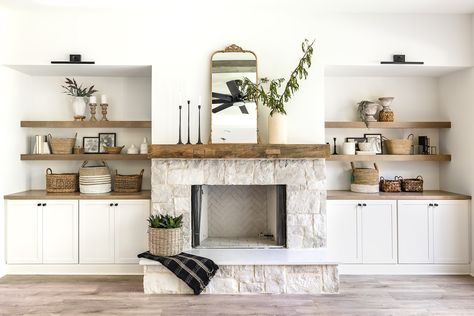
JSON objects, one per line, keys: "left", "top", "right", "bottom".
{"left": 147, "top": 214, "right": 183, "bottom": 229}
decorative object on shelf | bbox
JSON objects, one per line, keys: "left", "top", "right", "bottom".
{"left": 46, "top": 168, "right": 79, "bottom": 193}
{"left": 83, "top": 136, "right": 100, "bottom": 154}
{"left": 377, "top": 97, "right": 395, "bottom": 122}
{"left": 430, "top": 146, "right": 437, "bottom": 155}
{"left": 341, "top": 141, "right": 356, "bottom": 155}
{"left": 177, "top": 105, "right": 183, "bottom": 144}
{"left": 186, "top": 100, "right": 191, "bottom": 145}
{"left": 127, "top": 144, "right": 139, "bottom": 154}
{"left": 51, "top": 54, "right": 95, "bottom": 64}
{"left": 61, "top": 78, "right": 98, "bottom": 121}
{"left": 350, "top": 162, "right": 379, "bottom": 193}
{"left": 33, "top": 135, "right": 41, "bottom": 154}
{"left": 379, "top": 176, "right": 402, "bottom": 192}
{"left": 73, "top": 146, "right": 84, "bottom": 154}
{"left": 242, "top": 39, "right": 315, "bottom": 144}
{"left": 357, "top": 100, "right": 380, "bottom": 126}
{"left": 357, "top": 142, "right": 373, "bottom": 152}
{"left": 114, "top": 169, "right": 144, "bottom": 193}
{"left": 419, "top": 136, "right": 430, "bottom": 155}
{"left": 140, "top": 137, "right": 149, "bottom": 154}
{"left": 103, "top": 145, "right": 124, "bottom": 154}
{"left": 100, "top": 96, "right": 109, "bottom": 121}
{"left": 345, "top": 137, "right": 367, "bottom": 151}
{"left": 48, "top": 133, "right": 77, "bottom": 154}
{"left": 364, "top": 133, "right": 383, "bottom": 154}
{"left": 196, "top": 100, "right": 203, "bottom": 145}
{"left": 332, "top": 137, "right": 338, "bottom": 155}
{"left": 384, "top": 134, "right": 414, "bottom": 155}
{"left": 147, "top": 214, "right": 183, "bottom": 256}
{"left": 79, "top": 160, "right": 112, "bottom": 194}
{"left": 380, "top": 54, "right": 424, "bottom": 65}
{"left": 98, "top": 132, "right": 116, "bottom": 153}
{"left": 401, "top": 175, "right": 424, "bottom": 192}
{"left": 89, "top": 96, "right": 98, "bottom": 121}
{"left": 34, "top": 135, "right": 51, "bottom": 154}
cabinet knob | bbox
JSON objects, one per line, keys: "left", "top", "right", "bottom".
{"left": 429, "top": 203, "right": 433, "bottom": 207}
{"left": 357, "top": 203, "right": 362, "bottom": 207}
{"left": 114, "top": 203, "right": 118, "bottom": 207}
{"left": 109, "top": 203, "right": 114, "bottom": 207}
{"left": 434, "top": 203, "right": 439, "bottom": 207}
{"left": 362, "top": 203, "right": 367, "bottom": 207}
{"left": 37, "top": 203, "right": 41, "bottom": 207}
{"left": 42, "top": 203, "right": 46, "bottom": 207}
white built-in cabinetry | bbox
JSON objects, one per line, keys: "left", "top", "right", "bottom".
{"left": 6, "top": 199, "right": 149, "bottom": 266}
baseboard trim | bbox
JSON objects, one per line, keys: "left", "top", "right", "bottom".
{"left": 5, "top": 264, "right": 143, "bottom": 275}
{"left": 339, "top": 264, "right": 471, "bottom": 275}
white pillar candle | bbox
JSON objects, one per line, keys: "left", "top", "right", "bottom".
{"left": 89, "top": 96, "right": 97, "bottom": 104}
{"left": 101, "top": 95, "right": 108, "bottom": 104}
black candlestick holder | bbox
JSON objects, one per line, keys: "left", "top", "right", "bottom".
{"left": 186, "top": 100, "right": 191, "bottom": 145}
{"left": 333, "top": 137, "right": 338, "bottom": 155}
{"left": 196, "top": 104, "right": 203, "bottom": 144}
{"left": 177, "top": 105, "right": 183, "bottom": 144}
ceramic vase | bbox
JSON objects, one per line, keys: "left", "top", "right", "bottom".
{"left": 268, "top": 112, "right": 288, "bottom": 144}
{"left": 378, "top": 97, "right": 395, "bottom": 122}
{"left": 72, "top": 97, "right": 87, "bottom": 121}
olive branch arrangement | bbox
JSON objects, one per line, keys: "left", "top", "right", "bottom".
{"left": 62, "top": 78, "right": 98, "bottom": 98}
{"left": 241, "top": 39, "right": 315, "bottom": 116}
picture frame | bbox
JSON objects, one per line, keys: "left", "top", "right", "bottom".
{"left": 98, "top": 133, "right": 116, "bottom": 153}
{"left": 83, "top": 137, "right": 100, "bottom": 154}
{"left": 364, "top": 133, "right": 383, "bottom": 154}
{"left": 345, "top": 137, "right": 367, "bottom": 150}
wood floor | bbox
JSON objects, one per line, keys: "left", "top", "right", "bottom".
{"left": 0, "top": 275, "right": 474, "bottom": 315}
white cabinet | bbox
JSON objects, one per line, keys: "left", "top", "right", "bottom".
{"left": 42, "top": 200, "right": 78, "bottom": 264}
{"left": 6, "top": 201, "right": 43, "bottom": 264}
{"left": 79, "top": 200, "right": 149, "bottom": 264}
{"left": 327, "top": 200, "right": 397, "bottom": 264}
{"left": 398, "top": 200, "right": 470, "bottom": 264}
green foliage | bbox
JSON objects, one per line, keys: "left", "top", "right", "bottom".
{"left": 61, "top": 78, "right": 98, "bottom": 97}
{"left": 147, "top": 214, "right": 183, "bottom": 229}
{"left": 241, "top": 39, "right": 315, "bottom": 116}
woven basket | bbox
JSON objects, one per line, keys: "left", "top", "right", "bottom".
{"left": 378, "top": 110, "right": 394, "bottom": 122}
{"left": 104, "top": 146, "right": 125, "bottom": 154}
{"left": 114, "top": 169, "right": 144, "bottom": 193}
{"left": 46, "top": 168, "right": 78, "bottom": 193}
{"left": 148, "top": 227, "right": 182, "bottom": 256}
{"left": 351, "top": 162, "right": 379, "bottom": 185}
{"left": 48, "top": 133, "right": 77, "bottom": 154}
{"left": 384, "top": 134, "right": 414, "bottom": 155}
{"left": 379, "top": 176, "right": 402, "bottom": 192}
{"left": 79, "top": 160, "right": 110, "bottom": 176}
{"left": 402, "top": 176, "right": 424, "bottom": 192}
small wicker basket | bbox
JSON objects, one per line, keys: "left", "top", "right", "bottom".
{"left": 379, "top": 176, "right": 402, "bottom": 192}
{"left": 384, "top": 134, "right": 414, "bottom": 155}
{"left": 148, "top": 227, "right": 182, "bottom": 256}
{"left": 46, "top": 168, "right": 79, "bottom": 193}
{"left": 48, "top": 133, "right": 77, "bottom": 154}
{"left": 351, "top": 162, "right": 379, "bottom": 185}
{"left": 114, "top": 169, "right": 144, "bottom": 193}
{"left": 402, "top": 176, "right": 424, "bottom": 192}
{"left": 79, "top": 160, "right": 110, "bottom": 177}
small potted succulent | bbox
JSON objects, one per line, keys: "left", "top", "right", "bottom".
{"left": 61, "top": 77, "right": 98, "bottom": 121}
{"left": 147, "top": 214, "right": 183, "bottom": 256}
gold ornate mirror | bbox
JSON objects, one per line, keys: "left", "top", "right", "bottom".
{"left": 210, "top": 44, "right": 258, "bottom": 143}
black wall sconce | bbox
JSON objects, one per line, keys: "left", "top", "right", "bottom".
{"left": 381, "top": 54, "right": 423, "bottom": 65}
{"left": 51, "top": 54, "right": 95, "bottom": 64}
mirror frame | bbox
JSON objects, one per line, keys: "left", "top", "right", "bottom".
{"left": 209, "top": 44, "right": 260, "bottom": 144}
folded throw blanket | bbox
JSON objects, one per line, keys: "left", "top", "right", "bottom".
{"left": 138, "top": 251, "right": 219, "bottom": 295}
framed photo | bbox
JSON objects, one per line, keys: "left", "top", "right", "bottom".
{"left": 364, "top": 133, "right": 383, "bottom": 154}
{"left": 345, "top": 137, "right": 367, "bottom": 150}
{"left": 83, "top": 137, "right": 100, "bottom": 154}
{"left": 98, "top": 133, "right": 116, "bottom": 153}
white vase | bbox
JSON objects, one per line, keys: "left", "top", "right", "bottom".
{"left": 72, "top": 96, "right": 87, "bottom": 120}
{"left": 268, "top": 112, "right": 288, "bottom": 144}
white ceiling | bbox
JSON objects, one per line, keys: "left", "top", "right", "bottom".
{"left": 1, "top": 0, "right": 474, "bottom": 14}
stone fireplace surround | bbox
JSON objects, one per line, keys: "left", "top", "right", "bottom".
{"left": 141, "top": 158, "right": 339, "bottom": 294}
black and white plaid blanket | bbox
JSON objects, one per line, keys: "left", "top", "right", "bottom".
{"left": 138, "top": 251, "right": 219, "bottom": 295}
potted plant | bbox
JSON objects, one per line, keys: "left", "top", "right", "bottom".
{"left": 61, "top": 78, "right": 98, "bottom": 121}
{"left": 147, "top": 214, "right": 183, "bottom": 256}
{"left": 242, "top": 39, "right": 314, "bottom": 144}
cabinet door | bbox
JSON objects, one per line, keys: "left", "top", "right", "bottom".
{"left": 361, "top": 200, "right": 397, "bottom": 264}
{"left": 433, "top": 200, "right": 470, "bottom": 264}
{"left": 327, "top": 200, "right": 362, "bottom": 263}
{"left": 42, "top": 200, "right": 79, "bottom": 264}
{"left": 114, "top": 200, "right": 150, "bottom": 263}
{"left": 6, "top": 201, "right": 42, "bottom": 264}
{"left": 398, "top": 201, "right": 433, "bottom": 264}
{"left": 79, "top": 200, "right": 115, "bottom": 264}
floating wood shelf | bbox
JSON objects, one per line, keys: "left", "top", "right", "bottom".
{"left": 21, "top": 121, "right": 151, "bottom": 128}
{"left": 327, "top": 154, "right": 451, "bottom": 162}
{"left": 21, "top": 154, "right": 150, "bottom": 161}
{"left": 325, "top": 121, "right": 451, "bottom": 129}
{"left": 150, "top": 144, "right": 330, "bottom": 159}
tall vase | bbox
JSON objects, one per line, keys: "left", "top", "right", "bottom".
{"left": 268, "top": 112, "right": 288, "bottom": 144}
{"left": 72, "top": 96, "right": 87, "bottom": 121}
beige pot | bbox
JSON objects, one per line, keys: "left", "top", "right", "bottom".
{"left": 268, "top": 112, "right": 288, "bottom": 144}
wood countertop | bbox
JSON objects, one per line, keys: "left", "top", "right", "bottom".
{"left": 327, "top": 190, "right": 471, "bottom": 200}
{"left": 4, "top": 190, "right": 151, "bottom": 200}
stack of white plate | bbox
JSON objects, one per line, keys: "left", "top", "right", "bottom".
{"left": 79, "top": 174, "right": 112, "bottom": 194}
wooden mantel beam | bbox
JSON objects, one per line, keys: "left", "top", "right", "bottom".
{"left": 149, "top": 144, "right": 330, "bottom": 159}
